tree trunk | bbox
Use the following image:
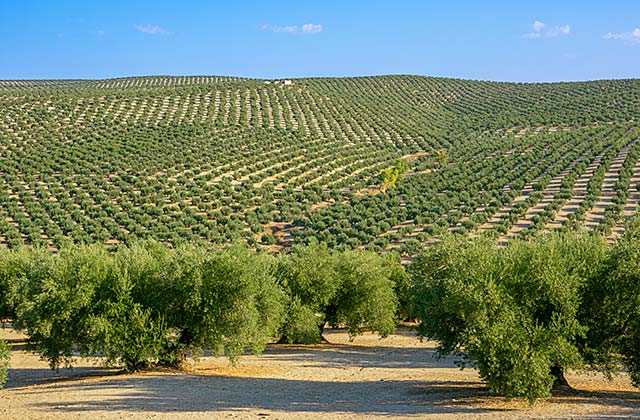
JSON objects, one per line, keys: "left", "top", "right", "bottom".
{"left": 550, "top": 364, "right": 570, "bottom": 390}
{"left": 159, "top": 328, "right": 192, "bottom": 367}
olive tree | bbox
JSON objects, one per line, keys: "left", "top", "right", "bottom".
{"left": 276, "top": 243, "right": 399, "bottom": 343}
{"left": 111, "top": 241, "right": 287, "bottom": 365}
{"left": 9, "top": 244, "right": 164, "bottom": 371}
{"left": 276, "top": 243, "right": 339, "bottom": 343}
{"left": 332, "top": 249, "right": 398, "bottom": 338}
{"left": 10, "top": 242, "right": 287, "bottom": 371}
{"left": 410, "top": 233, "right": 607, "bottom": 399}
{"left": 581, "top": 217, "right": 640, "bottom": 386}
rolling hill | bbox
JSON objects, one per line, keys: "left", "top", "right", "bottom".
{"left": 1, "top": 75, "right": 639, "bottom": 255}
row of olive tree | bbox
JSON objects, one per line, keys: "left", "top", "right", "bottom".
{"left": 1, "top": 228, "right": 639, "bottom": 398}
{"left": 0, "top": 241, "right": 401, "bottom": 374}
{"left": 408, "top": 224, "right": 640, "bottom": 399}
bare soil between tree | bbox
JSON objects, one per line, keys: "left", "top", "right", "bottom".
{"left": 1, "top": 327, "right": 638, "bottom": 419}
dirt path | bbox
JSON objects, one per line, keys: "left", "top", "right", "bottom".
{"left": 1, "top": 328, "right": 638, "bottom": 419}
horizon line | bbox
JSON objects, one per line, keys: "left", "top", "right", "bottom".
{"left": 1, "top": 73, "right": 639, "bottom": 85}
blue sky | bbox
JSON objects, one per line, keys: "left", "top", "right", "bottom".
{"left": 1, "top": 0, "right": 639, "bottom": 82}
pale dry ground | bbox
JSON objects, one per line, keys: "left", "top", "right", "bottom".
{"left": 1, "top": 328, "right": 639, "bottom": 420}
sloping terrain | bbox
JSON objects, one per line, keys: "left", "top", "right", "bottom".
{"left": 0, "top": 75, "right": 639, "bottom": 254}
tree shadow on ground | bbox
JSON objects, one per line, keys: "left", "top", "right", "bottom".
{"left": 553, "top": 386, "right": 640, "bottom": 408}
{"left": 5, "top": 366, "right": 121, "bottom": 389}
{"left": 4, "top": 327, "right": 639, "bottom": 418}
{"left": 25, "top": 375, "right": 507, "bottom": 416}
{"left": 16, "top": 374, "right": 640, "bottom": 418}
{"left": 261, "top": 343, "right": 454, "bottom": 370}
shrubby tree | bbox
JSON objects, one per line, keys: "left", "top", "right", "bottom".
{"left": 193, "top": 245, "right": 286, "bottom": 360}
{"left": 385, "top": 252, "right": 413, "bottom": 320}
{"left": 9, "top": 242, "right": 286, "bottom": 370}
{"left": 276, "top": 243, "right": 338, "bottom": 343}
{"left": 10, "top": 246, "right": 112, "bottom": 369}
{"left": 409, "top": 233, "right": 608, "bottom": 399}
{"left": 332, "top": 249, "right": 398, "bottom": 338}
{"left": 435, "top": 148, "right": 448, "bottom": 169}
{"left": 276, "top": 242, "right": 399, "bottom": 343}
{"left": 4, "top": 240, "right": 401, "bottom": 370}
{"left": 9, "top": 244, "right": 165, "bottom": 371}
{"left": 581, "top": 217, "right": 640, "bottom": 386}
{"left": 0, "top": 249, "right": 33, "bottom": 319}
{"left": 114, "top": 242, "right": 287, "bottom": 365}
{"left": 380, "top": 159, "right": 408, "bottom": 192}
{"left": 260, "top": 233, "right": 276, "bottom": 245}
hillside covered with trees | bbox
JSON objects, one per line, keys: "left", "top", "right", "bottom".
{"left": 1, "top": 75, "right": 640, "bottom": 255}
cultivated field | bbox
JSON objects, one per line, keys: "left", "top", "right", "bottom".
{"left": 2, "top": 75, "right": 640, "bottom": 417}
{"left": 1, "top": 76, "right": 640, "bottom": 256}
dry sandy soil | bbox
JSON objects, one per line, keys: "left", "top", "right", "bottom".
{"left": 1, "top": 327, "right": 639, "bottom": 420}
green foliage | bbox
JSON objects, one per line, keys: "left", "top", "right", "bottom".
{"left": 0, "top": 248, "right": 34, "bottom": 319}
{"left": 90, "top": 299, "right": 167, "bottom": 371}
{"left": 380, "top": 159, "right": 409, "bottom": 192}
{"left": 2, "top": 225, "right": 640, "bottom": 399}
{"left": 261, "top": 233, "right": 276, "bottom": 245}
{"left": 277, "top": 243, "right": 339, "bottom": 311}
{"left": 195, "top": 246, "right": 286, "bottom": 360}
{"left": 276, "top": 243, "right": 337, "bottom": 343}
{"left": 113, "top": 240, "right": 186, "bottom": 366}
{"left": 435, "top": 148, "right": 448, "bottom": 169}
{"left": 3, "top": 241, "right": 402, "bottom": 368}
{"left": 119, "top": 242, "right": 287, "bottom": 364}
{"left": 8, "top": 242, "right": 286, "bottom": 370}
{"left": 0, "top": 77, "right": 638, "bottom": 253}
{"left": 0, "top": 339, "right": 8, "bottom": 388}
{"left": 410, "top": 233, "right": 608, "bottom": 399}
{"left": 385, "top": 253, "right": 414, "bottom": 320}
{"left": 332, "top": 250, "right": 398, "bottom": 338}
{"left": 276, "top": 243, "right": 399, "bottom": 343}
{"left": 281, "top": 297, "right": 323, "bottom": 344}
{"left": 7, "top": 245, "right": 164, "bottom": 371}
{"left": 581, "top": 217, "right": 640, "bottom": 386}
{"left": 11, "top": 245, "right": 111, "bottom": 369}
